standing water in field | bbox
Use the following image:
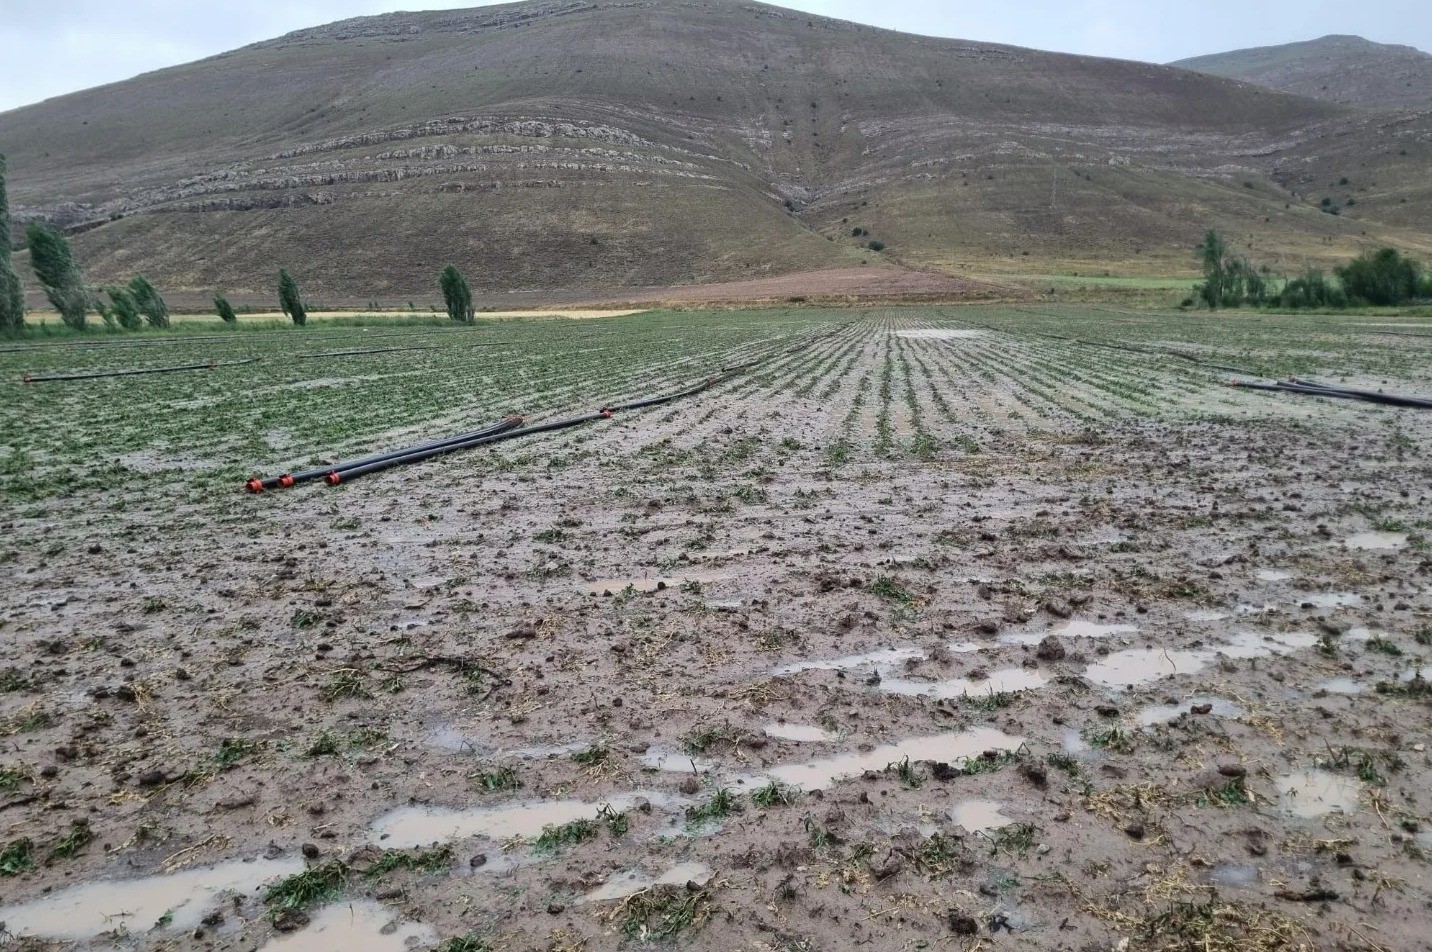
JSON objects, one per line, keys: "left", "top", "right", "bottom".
{"left": 0, "top": 856, "right": 303, "bottom": 941}
{"left": 259, "top": 900, "right": 437, "bottom": 951}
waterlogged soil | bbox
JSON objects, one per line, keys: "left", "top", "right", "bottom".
{"left": 1, "top": 310, "right": 1431, "bottom": 952}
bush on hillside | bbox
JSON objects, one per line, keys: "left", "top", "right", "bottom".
{"left": 1337, "top": 248, "right": 1421, "bottom": 306}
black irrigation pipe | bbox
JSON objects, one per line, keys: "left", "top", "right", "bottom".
{"left": 247, "top": 324, "right": 841, "bottom": 492}
{"left": 22, "top": 359, "right": 259, "bottom": 383}
{"left": 323, "top": 377, "right": 724, "bottom": 486}
{"left": 245, "top": 415, "right": 526, "bottom": 493}
{"left": 1229, "top": 378, "right": 1432, "bottom": 409}
{"left": 295, "top": 346, "right": 440, "bottom": 360}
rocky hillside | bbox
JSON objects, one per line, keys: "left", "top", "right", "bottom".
{"left": 1173, "top": 35, "right": 1432, "bottom": 110}
{"left": 2, "top": 1, "right": 1430, "bottom": 299}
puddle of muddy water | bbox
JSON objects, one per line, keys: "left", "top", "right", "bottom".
{"left": 879, "top": 667, "right": 1050, "bottom": 700}
{"left": 1061, "top": 729, "right": 1088, "bottom": 754}
{"left": 0, "top": 856, "right": 303, "bottom": 941}
{"left": 641, "top": 748, "right": 715, "bottom": 773}
{"left": 1001, "top": 619, "right": 1135, "bottom": 646}
{"left": 580, "top": 862, "right": 713, "bottom": 904}
{"left": 426, "top": 727, "right": 590, "bottom": 761}
{"left": 1342, "top": 532, "right": 1408, "bottom": 551}
{"left": 370, "top": 793, "right": 682, "bottom": 849}
{"left": 774, "top": 646, "right": 924, "bottom": 675}
{"left": 1277, "top": 769, "right": 1361, "bottom": 818}
{"left": 1317, "top": 677, "right": 1366, "bottom": 695}
{"left": 1087, "top": 630, "right": 1315, "bottom": 689}
{"left": 757, "top": 728, "right": 1024, "bottom": 791}
{"left": 951, "top": 800, "right": 1013, "bottom": 833}
{"left": 1209, "top": 864, "right": 1260, "bottom": 887}
{"left": 1085, "top": 648, "right": 1212, "bottom": 688}
{"left": 259, "top": 900, "right": 436, "bottom": 951}
{"left": 1298, "top": 592, "right": 1362, "bottom": 609}
{"left": 1257, "top": 569, "right": 1294, "bottom": 582}
{"left": 764, "top": 722, "right": 836, "bottom": 743}
{"left": 1136, "top": 697, "right": 1245, "bottom": 726}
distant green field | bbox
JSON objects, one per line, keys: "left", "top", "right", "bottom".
{"left": 3, "top": 305, "right": 1429, "bottom": 509}
{"left": 985, "top": 273, "right": 1201, "bottom": 290}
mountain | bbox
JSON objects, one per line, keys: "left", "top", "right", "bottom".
{"left": 1173, "top": 35, "right": 1432, "bottom": 110}
{"left": 2, "top": 2, "right": 1430, "bottom": 302}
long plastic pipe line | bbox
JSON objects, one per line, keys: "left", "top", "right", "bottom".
{"left": 245, "top": 415, "right": 525, "bottom": 493}
{"left": 253, "top": 325, "right": 846, "bottom": 492}
{"left": 324, "top": 378, "right": 719, "bottom": 486}
{"left": 22, "top": 359, "right": 259, "bottom": 383}
{"left": 1230, "top": 378, "right": 1432, "bottom": 409}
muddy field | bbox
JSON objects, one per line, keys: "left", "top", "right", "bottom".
{"left": 0, "top": 306, "right": 1430, "bottom": 952}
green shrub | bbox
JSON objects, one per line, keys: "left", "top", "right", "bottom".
{"left": 26, "top": 223, "right": 88, "bottom": 329}
{"left": 278, "top": 269, "right": 306, "bottom": 326}
{"left": 128, "top": 275, "right": 169, "bottom": 328}
{"left": 867, "top": 240, "right": 886, "bottom": 252}
{"left": 1276, "top": 268, "right": 1346, "bottom": 309}
{"left": 1337, "top": 248, "right": 1422, "bottom": 306}
{"left": 214, "top": 294, "right": 238, "bottom": 323}
{"left": 105, "top": 286, "right": 143, "bottom": 330}
{"left": 439, "top": 265, "right": 473, "bottom": 323}
{"left": 0, "top": 154, "right": 24, "bottom": 333}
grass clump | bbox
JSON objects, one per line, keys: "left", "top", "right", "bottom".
{"left": 321, "top": 668, "right": 370, "bottom": 702}
{"left": 751, "top": 780, "right": 800, "bottom": 808}
{"left": 969, "top": 689, "right": 1014, "bottom": 712}
{"left": 0, "top": 765, "right": 31, "bottom": 791}
{"left": 211, "top": 737, "right": 259, "bottom": 771}
{"left": 916, "top": 832, "right": 965, "bottom": 877}
{"left": 366, "top": 845, "right": 453, "bottom": 879}
{"left": 265, "top": 861, "right": 349, "bottom": 913}
{"left": 598, "top": 803, "right": 630, "bottom": 837}
{"left": 983, "top": 822, "right": 1039, "bottom": 857}
{"left": 956, "top": 745, "right": 1029, "bottom": 776}
{"left": 533, "top": 818, "right": 600, "bottom": 853}
{"left": 48, "top": 822, "right": 94, "bottom": 860}
{"left": 0, "top": 668, "right": 33, "bottom": 693}
{"left": 0, "top": 838, "right": 35, "bottom": 876}
{"left": 572, "top": 745, "right": 611, "bottom": 767}
{"left": 686, "top": 788, "right": 741, "bottom": 829}
{"left": 435, "top": 937, "right": 491, "bottom": 952}
{"left": 470, "top": 765, "right": 521, "bottom": 792}
{"left": 1089, "top": 727, "right": 1136, "bottom": 754}
{"left": 885, "top": 755, "right": 923, "bottom": 789}
{"left": 681, "top": 723, "right": 738, "bottom": 755}
{"left": 803, "top": 813, "right": 840, "bottom": 851}
{"left": 1366, "top": 636, "right": 1402, "bottom": 656}
{"left": 869, "top": 576, "right": 913, "bottom": 603}
{"left": 613, "top": 885, "right": 714, "bottom": 942}
{"left": 1202, "top": 776, "right": 1252, "bottom": 807}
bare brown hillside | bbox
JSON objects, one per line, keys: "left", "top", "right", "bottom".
{"left": 1173, "top": 35, "right": 1432, "bottom": 110}
{"left": 2, "top": 1, "right": 1430, "bottom": 299}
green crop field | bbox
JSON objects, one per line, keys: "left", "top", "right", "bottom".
{"left": 2, "top": 305, "right": 1431, "bottom": 952}
{"left": 3, "top": 305, "right": 1429, "bottom": 509}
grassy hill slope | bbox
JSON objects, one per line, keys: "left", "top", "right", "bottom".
{"left": 2, "top": 1, "right": 1430, "bottom": 299}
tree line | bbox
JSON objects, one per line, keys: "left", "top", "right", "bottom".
{"left": 1194, "top": 229, "right": 1432, "bottom": 310}
{"left": 1, "top": 154, "right": 483, "bottom": 334}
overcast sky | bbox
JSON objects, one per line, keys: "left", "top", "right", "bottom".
{"left": 3, "top": 0, "right": 1429, "bottom": 113}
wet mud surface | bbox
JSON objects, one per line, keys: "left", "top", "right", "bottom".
{"left": 1, "top": 308, "right": 1430, "bottom": 951}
